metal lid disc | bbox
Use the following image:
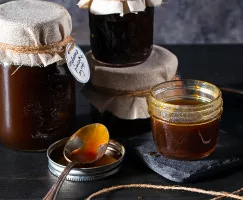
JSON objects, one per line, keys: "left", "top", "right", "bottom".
{"left": 47, "top": 137, "right": 125, "bottom": 182}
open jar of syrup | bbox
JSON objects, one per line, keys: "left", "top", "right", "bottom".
{"left": 89, "top": 7, "right": 154, "bottom": 66}
{"left": 147, "top": 80, "right": 223, "bottom": 160}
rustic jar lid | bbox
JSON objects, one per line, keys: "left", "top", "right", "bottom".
{"left": 0, "top": 0, "right": 72, "bottom": 67}
{"left": 83, "top": 45, "right": 178, "bottom": 120}
{"left": 78, "top": 0, "right": 163, "bottom": 15}
{"left": 88, "top": 45, "right": 178, "bottom": 92}
{"left": 47, "top": 138, "right": 125, "bottom": 182}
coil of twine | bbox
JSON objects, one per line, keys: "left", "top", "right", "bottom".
{"left": 86, "top": 184, "right": 243, "bottom": 200}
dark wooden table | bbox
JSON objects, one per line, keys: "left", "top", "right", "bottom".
{"left": 1, "top": 45, "right": 243, "bottom": 200}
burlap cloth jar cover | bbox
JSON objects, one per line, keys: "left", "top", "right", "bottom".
{"left": 78, "top": 0, "right": 163, "bottom": 15}
{"left": 83, "top": 45, "right": 178, "bottom": 120}
{"left": 0, "top": 0, "right": 72, "bottom": 67}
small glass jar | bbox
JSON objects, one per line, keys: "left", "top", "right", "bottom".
{"left": 147, "top": 80, "right": 223, "bottom": 160}
{"left": 91, "top": 106, "right": 151, "bottom": 136}
{"left": 89, "top": 7, "right": 154, "bottom": 66}
{"left": 0, "top": 63, "right": 76, "bottom": 151}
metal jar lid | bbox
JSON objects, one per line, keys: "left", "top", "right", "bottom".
{"left": 47, "top": 137, "right": 125, "bottom": 182}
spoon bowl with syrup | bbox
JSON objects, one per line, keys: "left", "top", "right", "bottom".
{"left": 43, "top": 123, "right": 109, "bottom": 200}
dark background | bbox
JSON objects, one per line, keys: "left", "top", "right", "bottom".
{"left": 1, "top": 0, "right": 243, "bottom": 45}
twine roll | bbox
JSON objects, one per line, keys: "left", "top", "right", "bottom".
{"left": 212, "top": 188, "right": 243, "bottom": 200}
{"left": 86, "top": 184, "right": 243, "bottom": 200}
{"left": 0, "top": 36, "right": 75, "bottom": 55}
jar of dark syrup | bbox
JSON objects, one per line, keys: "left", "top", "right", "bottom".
{"left": 148, "top": 80, "right": 223, "bottom": 160}
{"left": 91, "top": 105, "right": 151, "bottom": 137}
{"left": 89, "top": 7, "right": 154, "bottom": 66}
{"left": 0, "top": 0, "right": 76, "bottom": 151}
{"left": 0, "top": 63, "right": 75, "bottom": 151}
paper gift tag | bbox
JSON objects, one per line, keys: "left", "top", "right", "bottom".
{"left": 65, "top": 43, "right": 90, "bottom": 84}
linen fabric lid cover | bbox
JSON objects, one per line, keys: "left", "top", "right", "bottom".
{"left": 83, "top": 45, "right": 178, "bottom": 120}
{"left": 0, "top": 0, "right": 72, "bottom": 67}
{"left": 78, "top": 0, "right": 163, "bottom": 15}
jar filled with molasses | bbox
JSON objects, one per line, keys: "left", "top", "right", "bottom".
{"left": 148, "top": 80, "right": 223, "bottom": 160}
{"left": 0, "top": 0, "right": 76, "bottom": 151}
{"left": 78, "top": 0, "right": 163, "bottom": 66}
{"left": 83, "top": 46, "right": 178, "bottom": 137}
{"left": 91, "top": 105, "right": 151, "bottom": 136}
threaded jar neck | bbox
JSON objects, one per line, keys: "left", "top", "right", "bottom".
{"left": 148, "top": 80, "right": 223, "bottom": 124}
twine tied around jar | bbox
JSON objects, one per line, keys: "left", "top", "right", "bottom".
{"left": 92, "top": 85, "right": 151, "bottom": 97}
{"left": 86, "top": 184, "right": 243, "bottom": 200}
{"left": 91, "top": 75, "right": 181, "bottom": 97}
{"left": 0, "top": 36, "right": 75, "bottom": 55}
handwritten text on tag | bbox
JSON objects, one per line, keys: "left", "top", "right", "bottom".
{"left": 65, "top": 43, "right": 90, "bottom": 84}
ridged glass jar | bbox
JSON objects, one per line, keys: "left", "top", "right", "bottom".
{"left": 147, "top": 80, "right": 223, "bottom": 160}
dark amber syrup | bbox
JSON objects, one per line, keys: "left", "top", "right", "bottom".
{"left": 151, "top": 99, "right": 221, "bottom": 160}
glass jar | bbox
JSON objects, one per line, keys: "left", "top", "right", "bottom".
{"left": 89, "top": 7, "right": 154, "bottom": 66}
{"left": 147, "top": 80, "right": 223, "bottom": 160}
{"left": 0, "top": 62, "right": 76, "bottom": 151}
{"left": 91, "top": 106, "right": 151, "bottom": 137}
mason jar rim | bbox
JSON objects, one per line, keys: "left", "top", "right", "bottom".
{"left": 149, "top": 79, "right": 222, "bottom": 110}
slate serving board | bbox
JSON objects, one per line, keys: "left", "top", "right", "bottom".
{"left": 126, "top": 130, "right": 243, "bottom": 183}
{"left": 122, "top": 90, "right": 243, "bottom": 183}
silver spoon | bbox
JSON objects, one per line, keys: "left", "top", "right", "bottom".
{"left": 43, "top": 123, "right": 109, "bottom": 200}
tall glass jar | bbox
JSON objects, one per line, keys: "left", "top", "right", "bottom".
{"left": 91, "top": 105, "right": 151, "bottom": 137}
{"left": 148, "top": 80, "right": 223, "bottom": 160}
{"left": 89, "top": 7, "right": 154, "bottom": 66}
{"left": 0, "top": 0, "right": 76, "bottom": 151}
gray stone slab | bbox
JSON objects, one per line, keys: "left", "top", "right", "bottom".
{"left": 127, "top": 130, "right": 243, "bottom": 183}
